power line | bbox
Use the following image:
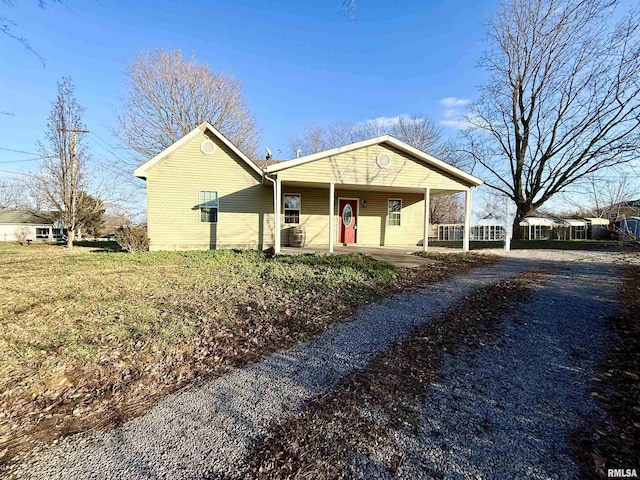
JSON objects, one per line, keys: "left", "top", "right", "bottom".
{"left": 0, "top": 157, "right": 44, "bottom": 164}
{"left": 0, "top": 169, "right": 30, "bottom": 176}
{"left": 0, "top": 147, "right": 39, "bottom": 156}
{"left": 89, "top": 133, "right": 130, "bottom": 164}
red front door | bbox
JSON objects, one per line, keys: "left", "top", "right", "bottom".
{"left": 338, "top": 199, "right": 357, "bottom": 244}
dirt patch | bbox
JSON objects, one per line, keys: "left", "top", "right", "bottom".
{"left": 569, "top": 266, "right": 640, "bottom": 478}
{"left": 0, "top": 245, "right": 495, "bottom": 466}
{"left": 237, "top": 270, "right": 545, "bottom": 479}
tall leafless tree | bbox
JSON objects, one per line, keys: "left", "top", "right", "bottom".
{"left": 290, "top": 115, "right": 467, "bottom": 223}
{"left": 0, "top": 180, "right": 21, "bottom": 208}
{"left": 116, "top": 48, "right": 260, "bottom": 162}
{"left": 35, "top": 77, "right": 97, "bottom": 248}
{"left": 464, "top": 0, "right": 640, "bottom": 238}
{"left": 561, "top": 172, "right": 639, "bottom": 220}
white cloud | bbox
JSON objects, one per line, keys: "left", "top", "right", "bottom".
{"left": 439, "top": 97, "right": 471, "bottom": 108}
{"left": 357, "top": 114, "right": 420, "bottom": 129}
{"left": 442, "top": 108, "right": 458, "bottom": 119}
{"left": 438, "top": 96, "right": 475, "bottom": 130}
{"left": 440, "top": 119, "right": 472, "bottom": 129}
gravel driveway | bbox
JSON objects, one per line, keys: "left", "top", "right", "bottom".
{"left": 355, "top": 260, "right": 623, "bottom": 479}
{"left": 8, "top": 251, "right": 629, "bottom": 479}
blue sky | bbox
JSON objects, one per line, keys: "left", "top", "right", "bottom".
{"left": 0, "top": 0, "right": 498, "bottom": 177}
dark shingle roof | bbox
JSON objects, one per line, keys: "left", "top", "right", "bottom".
{"left": 0, "top": 210, "right": 52, "bottom": 225}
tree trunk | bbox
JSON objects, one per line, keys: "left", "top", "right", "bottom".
{"left": 66, "top": 224, "right": 73, "bottom": 249}
{"left": 511, "top": 203, "right": 529, "bottom": 240}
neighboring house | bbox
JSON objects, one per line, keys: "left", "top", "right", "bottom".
{"left": 0, "top": 210, "right": 57, "bottom": 242}
{"left": 520, "top": 216, "right": 610, "bottom": 240}
{"left": 134, "top": 122, "right": 482, "bottom": 252}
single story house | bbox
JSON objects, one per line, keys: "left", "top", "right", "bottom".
{"left": 0, "top": 210, "right": 58, "bottom": 242}
{"left": 134, "top": 122, "right": 482, "bottom": 253}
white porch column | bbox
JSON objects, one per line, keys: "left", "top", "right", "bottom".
{"left": 423, "top": 187, "right": 430, "bottom": 252}
{"left": 463, "top": 188, "right": 472, "bottom": 252}
{"left": 274, "top": 178, "right": 282, "bottom": 254}
{"left": 328, "top": 182, "right": 335, "bottom": 253}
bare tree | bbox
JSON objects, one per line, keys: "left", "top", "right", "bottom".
{"left": 290, "top": 115, "right": 466, "bottom": 223}
{"left": 0, "top": 181, "right": 21, "bottom": 208}
{"left": 290, "top": 116, "right": 446, "bottom": 158}
{"left": 340, "top": 0, "right": 358, "bottom": 20}
{"left": 116, "top": 48, "right": 260, "bottom": 162}
{"left": 0, "top": 0, "right": 58, "bottom": 67}
{"left": 562, "top": 172, "right": 639, "bottom": 220}
{"left": 35, "top": 77, "right": 93, "bottom": 249}
{"left": 464, "top": 0, "right": 640, "bottom": 238}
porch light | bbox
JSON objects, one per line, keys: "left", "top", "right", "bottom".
{"left": 361, "top": 199, "right": 367, "bottom": 208}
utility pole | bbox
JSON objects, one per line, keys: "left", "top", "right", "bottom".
{"left": 58, "top": 128, "right": 88, "bottom": 248}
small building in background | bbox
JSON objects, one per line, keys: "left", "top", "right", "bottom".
{"left": 617, "top": 216, "right": 640, "bottom": 239}
{"left": 472, "top": 217, "right": 505, "bottom": 241}
{"left": 519, "top": 217, "right": 556, "bottom": 240}
{"left": 430, "top": 224, "right": 464, "bottom": 241}
{"left": 553, "top": 218, "right": 588, "bottom": 240}
{"left": 585, "top": 218, "right": 610, "bottom": 240}
{"left": 0, "top": 210, "right": 58, "bottom": 242}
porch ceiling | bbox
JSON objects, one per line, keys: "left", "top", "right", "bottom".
{"left": 265, "top": 180, "right": 465, "bottom": 196}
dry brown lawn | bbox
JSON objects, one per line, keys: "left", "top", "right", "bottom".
{"left": 0, "top": 242, "right": 496, "bottom": 464}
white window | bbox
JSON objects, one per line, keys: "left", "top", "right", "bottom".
{"left": 388, "top": 198, "right": 401, "bottom": 226}
{"left": 199, "top": 191, "right": 218, "bottom": 223}
{"left": 284, "top": 193, "right": 301, "bottom": 224}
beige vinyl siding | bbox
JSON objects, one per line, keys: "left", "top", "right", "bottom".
{"left": 277, "top": 144, "right": 469, "bottom": 191}
{"left": 279, "top": 187, "right": 425, "bottom": 247}
{"left": 145, "top": 130, "right": 274, "bottom": 251}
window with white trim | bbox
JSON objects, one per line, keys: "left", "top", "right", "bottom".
{"left": 284, "top": 193, "right": 301, "bottom": 224}
{"left": 199, "top": 190, "right": 219, "bottom": 223}
{"left": 388, "top": 198, "right": 402, "bottom": 226}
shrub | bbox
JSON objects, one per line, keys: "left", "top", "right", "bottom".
{"left": 115, "top": 225, "right": 149, "bottom": 253}
{"left": 14, "top": 226, "right": 30, "bottom": 245}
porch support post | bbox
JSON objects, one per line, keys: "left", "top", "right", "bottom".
{"left": 463, "top": 188, "right": 472, "bottom": 252}
{"left": 423, "top": 187, "right": 430, "bottom": 252}
{"left": 328, "top": 182, "right": 335, "bottom": 253}
{"left": 274, "top": 178, "right": 281, "bottom": 254}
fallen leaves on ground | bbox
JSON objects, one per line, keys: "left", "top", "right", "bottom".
{"left": 0, "top": 245, "right": 495, "bottom": 466}
{"left": 569, "top": 266, "right": 640, "bottom": 479}
{"left": 238, "top": 270, "right": 545, "bottom": 480}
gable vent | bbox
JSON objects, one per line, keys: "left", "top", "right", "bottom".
{"left": 201, "top": 140, "right": 216, "bottom": 155}
{"left": 376, "top": 152, "right": 391, "bottom": 168}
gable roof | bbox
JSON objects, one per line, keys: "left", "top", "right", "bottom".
{"left": 0, "top": 210, "right": 52, "bottom": 225}
{"left": 264, "top": 135, "right": 482, "bottom": 187}
{"left": 133, "top": 122, "right": 264, "bottom": 179}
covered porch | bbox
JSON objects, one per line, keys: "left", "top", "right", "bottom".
{"left": 270, "top": 180, "right": 473, "bottom": 254}
{"left": 263, "top": 134, "right": 482, "bottom": 255}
